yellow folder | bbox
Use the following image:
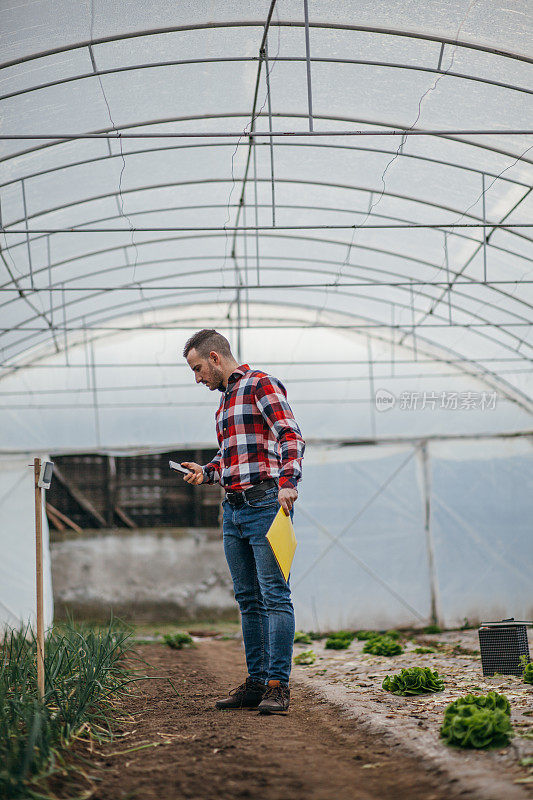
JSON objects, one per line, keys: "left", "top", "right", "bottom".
{"left": 266, "top": 507, "right": 297, "bottom": 582}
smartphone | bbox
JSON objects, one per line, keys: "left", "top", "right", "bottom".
{"left": 169, "top": 460, "right": 193, "bottom": 474}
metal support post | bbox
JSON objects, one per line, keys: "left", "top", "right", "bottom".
{"left": 444, "top": 231, "right": 452, "bottom": 323}
{"left": 482, "top": 172, "right": 487, "bottom": 282}
{"left": 263, "top": 40, "right": 276, "bottom": 226}
{"left": 34, "top": 457, "right": 45, "bottom": 699}
{"left": 21, "top": 179, "right": 34, "bottom": 289}
{"left": 303, "top": 0, "right": 314, "bottom": 131}
{"left": 418, "top": 442, "right": 441, "bottom": 626}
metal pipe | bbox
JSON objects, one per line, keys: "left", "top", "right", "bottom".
{"left": 303, "top": 0, "right": 314, "bottom": 131}
{"left": 252, "top": 138, "right": 261, "bottom": 283}
{"left": 20, "top": 179, "right": 33, "bottom": 289}
{"left": 3, "top": 222, "right": 532, "bottom": 232}
{"left": 5, "top": 322, "right": 531, "bottom": 331}
{"left": 2, "top": 365, "right": 531, "bottom": 396}
{"left": 5, "top": 177, "right": 528, "bottom": 242}
{"left": 3, "top": 236, "right": 531, "bottom": 340}
{"left": 3, "top": 56, "right": 532, "bottom": 105}
{"left": 3, "top": 234, "right": 531, "bottom": 353}
{"left": 263, "top": 40, "right": 276, "bottom": 226}
{"left": 367, "top": 336, "right": 376, "bottom": 438}
{"left": 90, "top": 338, "right": 101, "bottom": 447}
{"left": 410, "top": 279, "right": 418, "bottom": 360}
{"left": 2, "top": 129, "right": 531, "bottom": 139}
{"left": 444, "top": 231, "right": 452, "bottom": 324}
{"left": 482, "top": 172, "right": 488, "bottom": 282}
{"left": 3, "top": 293, "right": 530, "bottom": 410}
{"left": 1, "top": 356, "right": 528, "bottom": 368}
{"left": 1, "top": 20, "right": 530, "bottom": 72}
{"left": 3, "top": 113, "right": 530, "bottom": 170}
{"left": 2, "top": 141, "right": 529, "bottom": 192}
{"left": 419, "top": 442, "right": 441, "bottom": 627}
{"left": 2, "top": 279, "right": 531, "bottom": 290}
{"left": 61, "top": 283, "right": 68, "bottom": 364}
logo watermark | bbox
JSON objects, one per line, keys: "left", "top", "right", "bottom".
{"left": 375, "top": 389, "right": 498, "bottom": 412}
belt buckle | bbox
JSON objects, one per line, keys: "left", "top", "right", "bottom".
{"left": 226, "top": 491, "right": 243, "bottom": 506}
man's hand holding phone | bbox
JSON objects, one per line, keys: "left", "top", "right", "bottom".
{"left": 179, "top": 461, "right": 204, "bottom": 485}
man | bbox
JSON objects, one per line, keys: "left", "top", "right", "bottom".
{"left": 181, "top": 328, "right": 305, "bottom": 714}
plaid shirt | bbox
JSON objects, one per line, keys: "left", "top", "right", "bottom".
{"left": 202, "top": 364, "right": 305, "bottom": 492}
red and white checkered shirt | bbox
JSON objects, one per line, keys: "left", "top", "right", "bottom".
{"left": 202, "top": 364, "right": 305, "bottom": 492}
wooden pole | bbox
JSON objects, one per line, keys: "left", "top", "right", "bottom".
{"left": 34, "top": 457, "right": 45, "bottom": 700}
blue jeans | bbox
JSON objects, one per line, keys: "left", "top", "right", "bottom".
{"left": 222, "top": 485, "right": 295, "bottom": 685}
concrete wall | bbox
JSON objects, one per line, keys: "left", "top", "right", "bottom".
{"left": 51, "top": 527, "right": 238, "bottom": 622}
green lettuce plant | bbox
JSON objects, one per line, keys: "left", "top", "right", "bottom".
{"left": 440, "top": 692, "right": 513, "bottom": 749}
{"left": 382, "top": 666, "right": 444, "bottom": 695}
{"left": 363, "top": 635, "right": 403, "bottom": 656}
{"left": 385, "top": 630, "right": 401, "bottom": 640}
{"left": 520, "top": 656, "right": 533, "bottom": 684}
{"left": 325, "top": 630, "right": 355, "bottom": 649}
{"left": 163, "top": 632, "right": 193, "bottom": 649}
{"left": 294, "top": 650, "right": 316, "bottom": 665}
{"left": 445, "top": 691, "right": 510, "bottom": 717}
{"left": 355, "top": 630, "right": 380, "bottom": 641}
{"left": 294, "top": 631, "right": 312, "bottom": 644}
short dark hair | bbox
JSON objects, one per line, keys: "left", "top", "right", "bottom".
{"left": 183, "top": 329, "right": 232, "bottom": 359}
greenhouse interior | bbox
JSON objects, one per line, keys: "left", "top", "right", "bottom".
{"left": 2, "top": 2, "right": 533, "bottom": 798}
{"left": 1, "top": 0, "right": 532, "bottom": 634}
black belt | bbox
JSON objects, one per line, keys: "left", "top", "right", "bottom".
{"left": 225, "top": 478, "right": 278, "bottom": 507}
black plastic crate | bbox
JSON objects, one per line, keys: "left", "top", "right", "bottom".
{"left": 478, "top": 620, "right": 531, "bottom": 677}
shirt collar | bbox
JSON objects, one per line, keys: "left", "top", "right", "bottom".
{"left": 227, "top": 363, "right": 251, "bottom": 387}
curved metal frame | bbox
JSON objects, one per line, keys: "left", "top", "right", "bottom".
{"left": 1, "top": 19, "right": 531, "bottom": 71}
{"left": 3, "top": 196, "right": 530, "bottom": 278}
{"left": 1, "top": 55, "right": 531, "bottom": 106}
{"left": 3, "top": 236, "right": 532, "bottom": 365}
{"left": 0, "top": 141, "right": 530, "bottom": 193}
{"left": 2, "top": 179, "right": 532, "bottom": 348}
{"left": 3, "top": 261, "right": 531, "bottom": 389}
{"left": 3, "top": 175, "right": 531, "bottom": 243}
{"left": 3, "top": 227, "right": 532, "bottom": 353}
{"left": 3, "top": 192, "right": 533, "bottom": 352}
{"left": 3, "top": 292, "right": 530, "bottom": 413}
{"left": 1, "top": 15, "right": 531, "bottom": 406}
{"left": 3, "top": 112, "right": 531, "bottom": 167}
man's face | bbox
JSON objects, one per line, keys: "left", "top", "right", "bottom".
{"left": 186, "top": 348, "right": 225, "bottom": 392}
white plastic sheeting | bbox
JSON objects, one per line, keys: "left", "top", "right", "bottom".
{"left": 0, "top": 457, "right": 54, "bottom": 632}
{"left": 0, "top": 0, "right": 532, "bottom": 401}
{"left": 292, "top": 437, "right": 533, "bottom": 630}
{"left": 0, "top": 322, "right": 530, "bottom": 453}
{"left": 0, "top": 1, "right": 531, "bottom": 629}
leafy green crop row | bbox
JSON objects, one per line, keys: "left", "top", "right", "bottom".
{"left": 0, "top": 617, "right": 134, "bottom": 798}
{"left": 362, "top": 636, "right": 403, "bottom": 656}
{"left": 521, "top": 658, "right": 533, "bottom": 684}
{"left": 440, "top": 692, "right": 513, "bottom": 749}
{"left": 382, "top": 667, "right": 444, "bottom": 695}
{"left": 294, "top": 631, "right": 313, "bottom": 644}
{"left": 325, "top": 630, "right": 356, "bottom": 649}
{"left": 294, "top": 650, "right": 316, "bottom": 665}
{"left": 163, "top": 632, "right": 193, "bottom": 649}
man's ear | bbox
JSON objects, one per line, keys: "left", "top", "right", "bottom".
{"left": 209, "top": 350, "right": 220, "bottom": 365}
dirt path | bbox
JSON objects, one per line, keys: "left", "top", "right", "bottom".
{"left": 80, "top": 640, "right": 482, "bottom": 800}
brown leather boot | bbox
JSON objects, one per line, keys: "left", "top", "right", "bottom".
{"left": 258, "top": 679, "right": 290, "bottom": 714}
{"left": 215, "top": 677, "right": 266, "bottom": 709}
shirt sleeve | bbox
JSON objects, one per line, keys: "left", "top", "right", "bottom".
{"left": 202, "top": 448, "right": 222, "bottom": 485}
{"left": 254, "top": 375, "right": 305, "bottom": 489}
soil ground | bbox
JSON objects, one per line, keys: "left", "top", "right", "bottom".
{"left": 60, "top": 638, "right": 531, "bottom": 800}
